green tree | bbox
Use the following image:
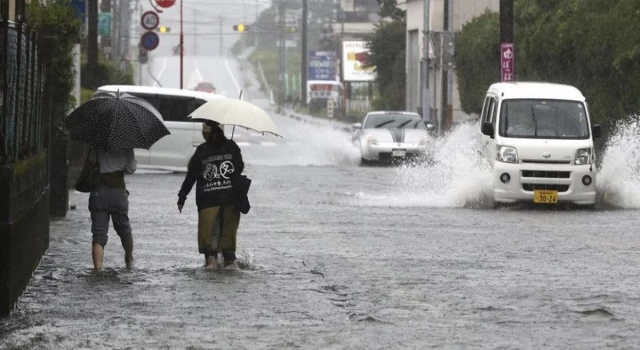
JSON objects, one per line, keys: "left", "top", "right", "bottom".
{"left": 366, "top": 0, "right": 406, "bottom": 110}
{"left": 26, "top": 0, "right": 81, "bottom": 112}
{"left": 454, "top": 10, "right": 500, "bottom": 115}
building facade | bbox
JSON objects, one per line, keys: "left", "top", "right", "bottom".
{"left": 400, "top": 0, "right": 499, "bottom": 129}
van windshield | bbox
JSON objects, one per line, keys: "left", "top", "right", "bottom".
{"left": 499, "top": 99, "right": 590, "bottom": 139}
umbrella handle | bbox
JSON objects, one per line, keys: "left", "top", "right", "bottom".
{"left": 231, "top": 125, "right": 235, "bottom": 140}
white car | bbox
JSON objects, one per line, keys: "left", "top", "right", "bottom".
{"left": 352, "top": 111, "right": 433, "bottom": 164}
{"left": 96, "top": 85, "right": 226, "bottom": 172}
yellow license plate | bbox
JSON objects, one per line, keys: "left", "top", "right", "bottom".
{"left": 533, "top": 190, "right": 558, "bottom": 204}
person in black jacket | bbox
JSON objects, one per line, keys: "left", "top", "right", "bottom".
{"left": 177, "top": 120, "right": 244, "bottom": 269}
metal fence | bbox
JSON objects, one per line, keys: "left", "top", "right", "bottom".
{"left": 0, "top": 18, "right": 46, "bottom": 164}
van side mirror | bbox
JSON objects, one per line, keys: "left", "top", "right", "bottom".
{"left": 592, "top": 124, "right": 602, "bottom": 139}
{"left": 426, "top": 123, "right": 434, "bottom": 131}
{"left": 481, "top": 122, "right": 494, "bottom": 138}
{"left": 352, "top": 123, "right": 362, "bottom": 131}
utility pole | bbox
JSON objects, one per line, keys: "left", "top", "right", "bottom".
{"left": 219, "top": 15, "right": 224, "bottom": 56}
{"left": 421, "top": 0, "right": 431, "bottom": 125}
{"left": 500, "top": 0, "right": 514, "bottom": 82}
{"left": 441, "top": 0, "right": 453, "bottom": 131}
{"left": 179, "top": 0, "right": 184, "bottom": 89}
{"left": 255, "top": 0, "right": 259, "bottom": 47}
{"left": 301, "top": 0, "right": 308, "bottom": 106}
{"left": 277, "top": 0, "right": 285, "bottom": 113}
{"left": 88, "top": 0, "right": 98, "bottom": 74}
{"left": 193, "top": 9, "right": 197, "bottom": 56}
{"left": 111, "top": 0, "right": 119, "bottom": 64}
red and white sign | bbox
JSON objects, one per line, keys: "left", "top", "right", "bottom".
{"left": 155, "top": 0, "right": 176, "bottom": 8}
{"left": 141, "top": 11, "right": 159, "bottom": 31}
{"left": 501, "top": 42, "right": 514, "bottom": 82}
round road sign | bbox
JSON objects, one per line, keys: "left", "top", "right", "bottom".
{"left": 140, "top": 31, "right": 160, "bottom": 51}
{"left": 141, "top": 11, "right": 160, "bottom": 31}
{"left": 155, "top": 0, "right": 176, "bottom": 8}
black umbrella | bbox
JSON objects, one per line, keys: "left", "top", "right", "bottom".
{"left": 65, "top": 91, "right": 170, "bottom": 152}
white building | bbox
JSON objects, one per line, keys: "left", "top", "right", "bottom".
{"left": 399, "top": 0, "right": 499, "bottom": 128}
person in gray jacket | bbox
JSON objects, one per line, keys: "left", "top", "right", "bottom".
{"left": 88, "top": 148, "right": 137, "bottom": 272}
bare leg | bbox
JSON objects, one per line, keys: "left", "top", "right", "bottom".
{"left": 205, "top": 254, "right": 217, "bottom": 270}
{"left": 92, "top": 243, "right": 104, "bottom": 272}
{"left": 122, "top": 234, "right": 134, "bottom": 268}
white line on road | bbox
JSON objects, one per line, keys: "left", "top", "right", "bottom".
{"left": 224, "top": 58, "right": 241, "bottom": 97}
{"left": 155, "top": 57, "right": 168, "bottom": 86}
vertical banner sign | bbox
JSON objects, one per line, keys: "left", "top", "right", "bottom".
{"left": 308, "top": 51, "right": 336, "bottom": 81}
{"left": 501, "top": 42, "right": 514, "bottom": 82}
{"left": 98, "top": 12, "right": 112, "bottom": 36}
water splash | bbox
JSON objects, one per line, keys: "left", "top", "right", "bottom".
{"left": 597, "top": 116, "right": 640, "bottom": 208}
{"left": 350, "top": 122, "right": 494, "bottom": 208}
{"left": 247, "top": 114, "right": 361, "bottom": 167}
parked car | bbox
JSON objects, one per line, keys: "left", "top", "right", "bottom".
{"left": 194, "top": 82, "right": 216, "bottom": 94}
{"left": 96, "top": 85, "right": 225, "bottom": 172}
{"left": 479, "top": 82, "right": 601, "bottom": 207}
{"left": 352, "top": 111, "right": 433, "bottom": 164}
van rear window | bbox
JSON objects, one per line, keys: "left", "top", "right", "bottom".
{"left": 121, "top": 93, "right": 206, "bottom": 122}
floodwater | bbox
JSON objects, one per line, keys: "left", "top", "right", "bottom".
{"left": 2, "top": 114, "right": 640, "bottom": 349}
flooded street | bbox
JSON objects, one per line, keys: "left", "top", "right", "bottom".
{"left": 3, "top": 111, "right": 640, "bottom": 349}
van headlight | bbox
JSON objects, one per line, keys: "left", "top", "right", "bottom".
{"left": 367, "top": 135, "right": 378, "bottom": 145}
{"left": 497, "top": 146, "right": 519, "bottom": 163}
{"left": 574, "top": 148, "right": 592, "bottom": 165}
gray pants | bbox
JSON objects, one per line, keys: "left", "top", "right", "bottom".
{"left": 88, "top": 185, "right": 131, "bottom": 247}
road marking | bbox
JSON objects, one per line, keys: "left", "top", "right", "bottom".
{"left": 155, "top": 57, "right": 168, "bottom": 86}
{"left": 224, "top": 58, "right": 241, "bottom": 96}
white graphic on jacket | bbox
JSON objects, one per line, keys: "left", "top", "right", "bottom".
{"left": 202, "top": 156, "right": 235, "bottom": 192}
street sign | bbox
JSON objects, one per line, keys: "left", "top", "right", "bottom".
{"left": 155, "top": 0, "right": 176, "bottom": 8}
{"left": 327, "top": 99, "right": 335, "bottom": 119}
{"left": 98, "top": 12, "right": 112, "bottom": 36}
{"left": 501, "top": 42, "right": 514, "bottom": 82}
{"left": 141, "top": 11, "right": 160, "bottom": 31}
{"left": 308, "top": 51, "right": 336, "bottom": 81}
{"left": 70, "top": 0, "right": 86, "bottom": 23}
{"left": 140, "top": 31, "right": 160, "bottom": 51}
{"left": 139, "top": 47, "right": 149, "bottom": 64}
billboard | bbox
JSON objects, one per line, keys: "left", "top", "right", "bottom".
{"left": 342, "top": 41, "right": 375, "bottom": 82}
{"left": 308, "top": 51, "right": 337, "bottom": 81}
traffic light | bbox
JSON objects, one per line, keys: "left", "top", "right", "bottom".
{"left": 157, "top": 26, "right": 170, "bottom": 33}
{"left": 233, "top": 24, "right": 249, "bottom": 32}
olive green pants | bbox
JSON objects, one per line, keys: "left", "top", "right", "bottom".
{"left": 198, "top": 205, "right": 240, "bottom": 261}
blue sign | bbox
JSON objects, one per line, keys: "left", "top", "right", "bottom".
{"left": 70, "top": 0, "right": 85, "bottom": 23}
{"left": 308, "top": 51, "right": 337, "bottom": 81}
{"left": 140, "top": 31, "right": 160, "bottom": 51}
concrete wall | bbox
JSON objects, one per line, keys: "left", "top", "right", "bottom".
{"left": 0, "top": 153, "right": 50, "bottom": 315}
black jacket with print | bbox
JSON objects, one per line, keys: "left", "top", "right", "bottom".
{"left": 178, "top": 139, "right": 244, "bottom": 211}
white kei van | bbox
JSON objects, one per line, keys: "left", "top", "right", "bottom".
{"left": 479, "top": 82, "right": 601, "bottom": 207}
{"left": 97, "top": 85, "right": 225, "bottom": 172}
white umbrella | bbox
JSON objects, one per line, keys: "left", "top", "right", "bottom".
{"left": 188, "top": 98, "right": 282, "bottom": 138}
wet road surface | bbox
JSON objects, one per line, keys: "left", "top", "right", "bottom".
{"left": 2, "top": 126, "right": 640, "bottom": 349}
{"left": 4, "top": 52, "right": 640, "bottom": 348}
